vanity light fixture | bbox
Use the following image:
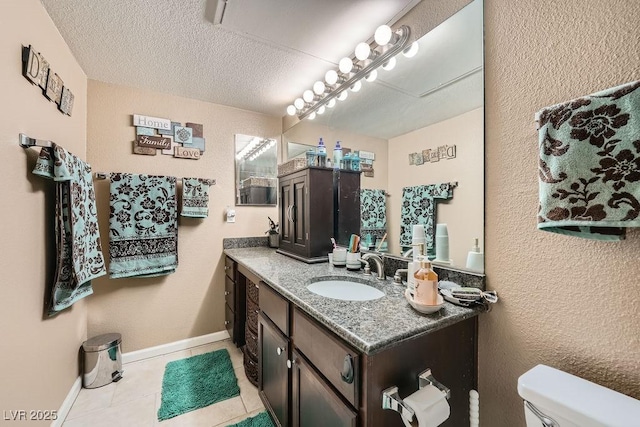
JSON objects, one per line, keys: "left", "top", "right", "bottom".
{"left": 238, "top": 138, "right": 276, "bottom": 162}
{"left": 286, "top": 25, "right": 412, "bottom": 120}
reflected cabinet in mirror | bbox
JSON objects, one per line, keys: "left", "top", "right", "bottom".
{"left": 282, "top": 0, "right": 484, "bottom": 272}
{"left": 235, "top": 134, "right": 278, "bottom": 206}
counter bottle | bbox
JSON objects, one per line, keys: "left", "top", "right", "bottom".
{"left": 316, "top": 137, "right": 327, "bottom": 167}
{"left": 413, "top": 257, "right": 438, "bottom": 305}
{"left": 333, "top": 140, "right": 343, "bottom": 170}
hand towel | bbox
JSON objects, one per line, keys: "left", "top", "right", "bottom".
{"left": 181, "top": 178, "right": 214, "bottom": 218}
{"left": 536, "top": 80, "right": 640, "bottom": 240}
{"left": 109, "top": 174, "right": 178, "bottom": 278}
{"left": 399, "top": 183, "right": 456, "bottom": 257}
{"left": 32, "top": 144, "right": 106, "bottom": 315}
{"left": 360, "top": 189, "right": 387, "bottom": 242}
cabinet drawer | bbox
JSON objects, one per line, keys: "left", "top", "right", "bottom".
{"left": 260, "top": 283, "right": 290, "bottom": 336}
{"left": 292, "top": 308, "right": 359, "bottom": 408}
{"left": 225, "top": 257, "right": 236, "bottom": 280}
{"left": 224, "top": 275, "right": 235, "bottom": 307}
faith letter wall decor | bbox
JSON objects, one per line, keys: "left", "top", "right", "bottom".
{"left": 22, "top": 45, "right": 74, "bottom": 116}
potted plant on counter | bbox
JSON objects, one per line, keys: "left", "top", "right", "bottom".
{"left": 266, "top": 217, "right": 279, "bottom": 248}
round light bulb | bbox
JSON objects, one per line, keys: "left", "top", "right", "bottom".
{"left": 403, "top": 41, "right": 419, "bottom": 58}
{"left": 374, "top": 25, "right": 392, "bottom": 46}
{"left": 365, "top": 69, "right": 378, "bottom": 82}
{"left": 350, "top": 80, "right": 362, "bottom": 92}
{"left": 286, "top": 105, "right": 297, "bottom": 116}
{"left": 317, "top": 105, "right": 326, "bottom": 115}
{"left": 382, "top": 57, "right": 396, "bottom": 71}
{"left": 308, "top": 112, "right": 316, "bottom": 120}
{"left": 327, "top": 98, "right": 336, "bottom": 108}
{"left": 303, "top": 89, "right": 314, "bottom": 103}
{"left": 337, "top": 91, "right": 348, "bottom": 101}
{"left": 325, "top": 69, "right": 338, "bottom": 85}
{"left": 355, "top": 42, "right": 371, "bottom": 61}
{"left": 313, "top": 81, "right": 325, "bottom": 95}
{"left": 294, "top": 97, "right": 304, "bottom": 109}
{"left": 339, "top": 57, "right": 353, "bottom": 74}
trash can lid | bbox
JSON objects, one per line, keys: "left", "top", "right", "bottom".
{"left": 82, "top": 333, "right": 122, "bottom": 352}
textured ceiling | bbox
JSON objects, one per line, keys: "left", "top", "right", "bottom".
{"left": 40, "top": 0, "right": 419, "bottom": 117}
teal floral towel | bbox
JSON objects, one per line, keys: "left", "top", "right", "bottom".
{"left": 181, "top": 178, "right": 214, "bottom": 218}
{"left": 360, "top": 189, "right": 387, "bottom": 241}
{"left": 399, "top": 183, "right": 456, "bottom": 257}
{"left": 109, "top": 174, "right": 178, "bottom": 278}
{"left": 537, "top": 80, "right": 640, "bottom": 240}
{"left": 32, "top": 144, "right": 106, "bottom": 316}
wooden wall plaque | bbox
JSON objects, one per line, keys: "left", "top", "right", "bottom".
{"left": 174, "top": 146, "right": 201, "bottom": 159}
{"left": 137, "top": 135, "right": 171, "bottom": 149}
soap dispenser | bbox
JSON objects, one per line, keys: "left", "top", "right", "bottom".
{"left": 316, "top": 137, "right": 327, "bottom": 167}
{"left": 407, "top": 242, "right": 425, "bottom": 294}
{"left": 414, "top": 257, "right": 438, "bottom": 305}
{"left": 465, "top": 238, "right": 484, "bottom": 271}
{"left": 333, "top": 140, "right": 343, "bottom": 170}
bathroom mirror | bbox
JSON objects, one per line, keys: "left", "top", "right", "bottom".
{"left": 234, "top": 134, "right": 278, "bottom": 206}
{"left": 282, "top": 0, "right": 484, "bottom": 272}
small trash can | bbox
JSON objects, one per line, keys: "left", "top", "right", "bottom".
{"left": 82, "top": 333, "right": 123, "bottom": 389}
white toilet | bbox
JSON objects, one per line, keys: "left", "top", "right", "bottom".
{"left": 518, "top": 364, "right": 640, "bottom": 427}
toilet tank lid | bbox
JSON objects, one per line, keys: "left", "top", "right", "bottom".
{"left": 518, "top": 365, "right": 640, "bottom": 427}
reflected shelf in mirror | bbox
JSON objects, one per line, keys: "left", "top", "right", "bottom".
{"left": 234, "top": 134, "right": 278, "bottom": 206}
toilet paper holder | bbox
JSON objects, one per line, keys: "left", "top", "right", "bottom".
{"left": 381, "top": 369, "right": 451, "bottom": 424}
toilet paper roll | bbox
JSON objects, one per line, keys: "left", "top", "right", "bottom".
{"left": 403, "top": 385, "right": 450, "bottom": 427}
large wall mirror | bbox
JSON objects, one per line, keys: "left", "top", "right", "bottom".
{"left": 235, "top": 134, "right": 278, "bottom": 206}
{"left": 282, "top": 0, "right": 484, "bottom": 272}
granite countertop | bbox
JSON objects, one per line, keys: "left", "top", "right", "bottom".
{"left": 224, "top": 247, "right": 483, "bottom": 355}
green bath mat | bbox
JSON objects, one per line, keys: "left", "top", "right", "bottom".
{"left": 157, "top": 349, "right": 240, "bottom": 421}
{"left": 227, "top": 411, "right": 275, "bottom": 427}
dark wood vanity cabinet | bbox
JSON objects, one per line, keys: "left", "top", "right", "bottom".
{"left": 259, "top": 282, "right": 359, "bottom": 427}
{"left": 224, "top": 257, "right": 244, "bottom": 346}
{"left": 277, "top": 167, "right": 361, "bottom": 263}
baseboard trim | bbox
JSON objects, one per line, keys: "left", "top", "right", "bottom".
{"left": 122, "top": 330, "right": 231, "bottom": 364}
{"left": 52, "top": 376, "right": 81, "bottom": 427}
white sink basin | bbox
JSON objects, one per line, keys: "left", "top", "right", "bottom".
{"left": 307, "top": 279, "right": 385, "bottom": 301}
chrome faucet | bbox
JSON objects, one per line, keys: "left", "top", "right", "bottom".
{"left": 362, "top": 253, "right": 385, "bottom": 280}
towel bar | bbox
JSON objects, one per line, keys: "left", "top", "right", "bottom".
{"left": 19, "top": 133, "right": 53, "bottom": 148}
{"left": 93, "top": 172, "right": 215, "bottom": 186}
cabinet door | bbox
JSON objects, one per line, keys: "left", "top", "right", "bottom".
{"left": 224, "top": 303, "right": 234, "bottom": 342}
{"left": 291, "top": 175, "right": 308, "bottom": 252}
{"left": 291, "top": 350, "right": 357, "bottom": 427}
{"left": 259, "top": 314, "right": 290, "bottom": 427}
{"left": 280, "top": 178, "right": 293, "bottom": 248}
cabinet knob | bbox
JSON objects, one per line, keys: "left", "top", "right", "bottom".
{"left": 341, "top": 354, "right": 354, "bottom": 384}
{"left": 224, "top": 291, "right": 230, "bottom": 296}
{"left": 276, "top": 347, "right": 285, "bottom": 356}
{"left": 287, "top": 358, "right": 297, "bottom": 369}
{"left": 224, "top": 320, "right": 230, "bottom": 326}
{"left": 224, "top": 266, "right": 229, "bottom": 270}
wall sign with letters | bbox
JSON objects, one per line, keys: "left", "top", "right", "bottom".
{"left": 409, "top": 145, "right": 457, "bottom": 166}
{"left": 131, "top": 114, "right": 206, "bottom": 159}
{"left": 22, "top": 45, "right": 74, "bottom": 116}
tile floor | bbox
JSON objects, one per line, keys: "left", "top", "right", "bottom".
{"left": 63, "top": 339, "right": 265, "bottom": 427}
